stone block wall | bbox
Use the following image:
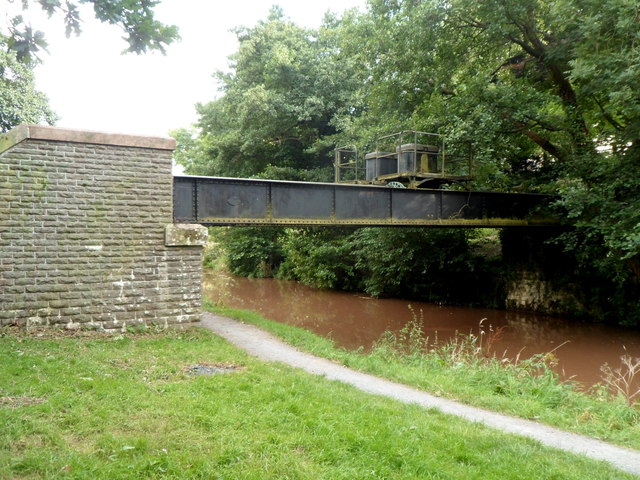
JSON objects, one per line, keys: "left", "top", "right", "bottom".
{"left": 0, "top": 125, "right": 205, "bottom": 330}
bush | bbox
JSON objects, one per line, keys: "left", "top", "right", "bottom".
{"left": 215, "top": 225, "right": 507, "bottom": 306}
{"left": 278, "top": 228, "right": 357, "bottom": 290}
{"left": 348, "top": 228, "right": 476, "bottom": 301}
{"left": 220, "top": 227, "right": 284, "bottom": 278}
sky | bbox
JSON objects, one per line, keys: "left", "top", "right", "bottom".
{"left": 3, "top": 0, "right": 365, "bottom": 139}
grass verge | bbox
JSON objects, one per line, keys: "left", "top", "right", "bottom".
{"left": 205, "top": 302, "right": 640, "bottom": 450}
{"left": 1, "top": 326, "right": 637, "bottom": 479}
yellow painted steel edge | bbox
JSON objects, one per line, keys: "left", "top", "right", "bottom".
{"left": 197, "top": 216, "right": 560, "bottom": 227}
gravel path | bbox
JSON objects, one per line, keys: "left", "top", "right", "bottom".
{"left": 201, "top": 312, "right": 640, "bottom": 476}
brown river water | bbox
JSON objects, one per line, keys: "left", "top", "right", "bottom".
{"left": 203, "top": 270, "right": 640, "bottom": 388}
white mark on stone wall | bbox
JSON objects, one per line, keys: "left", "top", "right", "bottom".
{"left": 27, "top": 316, "right": 42, "bottom": 328}
{"left": 84, "top": 245, "right": 103, "bottom": 251}
{"left": 112, "top": 280, "right": 131, "bottom": 299}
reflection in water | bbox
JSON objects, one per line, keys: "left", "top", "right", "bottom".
{"left": 204, "top": 270, "right": 640, "bottom": 387}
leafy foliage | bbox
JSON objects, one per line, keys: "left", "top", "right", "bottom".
{"left": 349, "top": 228, "right": 474, "bottom": 300}
{"left": 178, "top": 7, "right": 361, "bottom": 179}
{"left": 278, "top": 228, "right": 357, "bottom": 290}
{"left": 181, "top": 0, "right": 640, "bottom": 323}
{"left": 0, "top": 43, "right": 56, "bottom": 131}
{"left": 233, "top": 226, "right": 501, "bottom": 306}
{"left": 169, "top": 127, "right": 210, "bottom": 175}
{"left": 219, "top": 227, "right": 284, "bottom": 278}
{"left": 351, "top": 0, "right": 640, "bottom": 291}
{"left": 5, "top": 0, "right": 179, "bottom": 63}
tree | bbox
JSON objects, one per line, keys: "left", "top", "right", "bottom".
{"left": 332, "top": 0, "right": 638, "bottom": 182}
{"left": 554, "top": 0, "right": 640, "bottom": 281}
{"left": 169, "top": 127, "right": 210, "bottom": 175}
{"left": 181, "top": 1, "right": 639, "bottom": 323}
{"left": 4, "top": 0, "right": 179, "bottom": 63}
{"left": 1, "top": 0, "right": 179, "bottom": 133}
{"left": 0, "top": 38, "right": 56, "bottom": 131}
{"left": 184, "top": 7, "right": 360, "bottom": 179}
{"left": 447, "top": 0, "right": 640, "bottom": 283}
{"left": 337, "top": 0, "right": 640, "bottom": 278}
{"left": 343, "top": 0, "right": 640, "bottom": 321}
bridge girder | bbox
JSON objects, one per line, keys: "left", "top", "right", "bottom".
{"left": 173, "top": 176, "right": 558, "bottom": 228}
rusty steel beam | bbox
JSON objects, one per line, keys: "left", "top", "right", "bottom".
{"left": 173, "top": 175, "right": 558, "bottom": 227}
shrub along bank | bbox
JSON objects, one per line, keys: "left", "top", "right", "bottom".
{"left": 210, "top": 226, "right": 640, "bottom": 326}
{"left": 214, "top": 227, "right": 506, "bottom": 306}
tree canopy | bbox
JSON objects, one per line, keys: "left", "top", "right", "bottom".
{"left": 178, "top": 7, "right": 360, "bottom": 180}
{"left": 0, "top": 40, "right": 56, "bottom": 131}
{"left": 341, "top": 0, "right": 640, "bottom": 283}
{"left": 175, "top": 0, "right": 640, "bottom": 323}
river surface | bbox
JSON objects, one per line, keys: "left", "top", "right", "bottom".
{"left": 203, "top": 270, "right": 640, "bottom": 387}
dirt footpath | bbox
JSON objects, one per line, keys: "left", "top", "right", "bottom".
{"left": 200, "top": 313, "right": 640, "bottom": 476}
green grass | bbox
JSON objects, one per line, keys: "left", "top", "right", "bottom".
{"left": 206, "top": 302, "right": 640, "bottom": 451}
{"left": 1, "top": 327, "right": 637, "bottom": 479}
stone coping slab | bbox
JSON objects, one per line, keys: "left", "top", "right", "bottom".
{"left": 0, "top": 124, "right": 176, "bottom": 153}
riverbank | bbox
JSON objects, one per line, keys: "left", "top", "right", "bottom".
{"left": 201, "top": 312, "right": 640, "bottom": 476}
{"left": 205, "top": 302, "right": 640, "bottom": 451}
{"left": 2, "top": 327, "right": 634, "bottom": 479}
{"left": 203, "top": 268, "right": 640, "bottom": 387}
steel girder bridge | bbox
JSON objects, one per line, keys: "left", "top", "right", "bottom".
{"left": 173, "top": 176, "right": 557, "bottom": 228}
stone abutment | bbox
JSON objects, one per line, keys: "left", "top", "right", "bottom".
{"left": 0, "top": 125, "right": 206, "bottom": 331}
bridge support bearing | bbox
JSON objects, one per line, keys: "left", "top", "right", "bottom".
{"left": 165, "top": 224, "right": 208, "bottom": 247}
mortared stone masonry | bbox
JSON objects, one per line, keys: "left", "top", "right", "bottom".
{"left": 0, "top": 125, "right": 207, "bottom": 331}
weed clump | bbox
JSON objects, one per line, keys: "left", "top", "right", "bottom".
{"left": 373, "top": 315, "right": 572, "bottom": 406}
{"left": 600, "top": 353, "right": 640, "bottom": 406}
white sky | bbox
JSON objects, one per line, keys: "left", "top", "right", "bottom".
{"left": 2, "top": 0, "right": 365, "bottom": 139}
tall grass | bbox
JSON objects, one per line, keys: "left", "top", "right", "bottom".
{"left": 371, "top": 317, "right": 584, "bottom": 408}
